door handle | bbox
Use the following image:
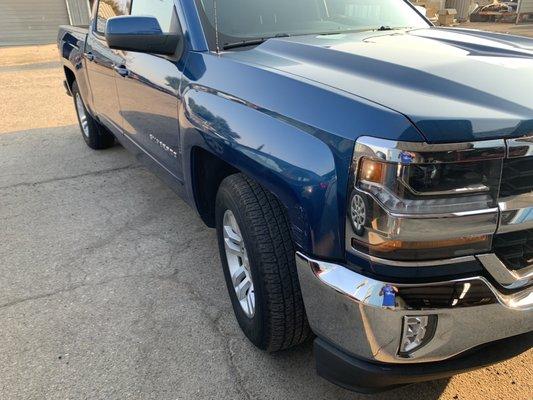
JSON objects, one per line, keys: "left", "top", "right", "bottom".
{"left": 113, "top": 65, "right": 130, "bottom": 78}
{"left": 84, "top": 52, "right": 95, "bottom": 62}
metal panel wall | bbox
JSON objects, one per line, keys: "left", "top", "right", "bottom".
{"left": 0, "top": 0, "right": 70, "bottom": 46}
{"left": 518, "top": 0, "right": 533, "bottom": 14}
{"left": 65, "top": 0, "right": 91, "bottom": 26}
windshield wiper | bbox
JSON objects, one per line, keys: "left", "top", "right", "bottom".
{"left": 222, "top": 34, "right": 291, "bottom": 50}
{"left": 315, "top": 29, "right": 366, "bottom": 36}
{"left": 374, "top": 26, "right": 412, "bottom": 31}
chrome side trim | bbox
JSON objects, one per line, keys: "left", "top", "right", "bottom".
{"left": 507, "top": 135, "right": 533, "bottom": 158}
{"left": 478, "top": 253, "right": 533, "bottom": 290}
{"left": 498, "top": 192, "right": 533, "bottom": 233}
{"left": 499, "top": 208, "right": 533, "bottom": 233}
{"left": 350, "top": 187, "right": 499, "bottom": 242}
{"left": 389, "top": 206, "right": 499, "bottom": 220}
{"left": 399, "top": 177, "right": 489, "bottom": 197}
{"left": 500, "top": 192, "right": 533, "bottom": 211}
{"left": 349, "top": 247, "right": 476, "bottom": 267}
{"left": 355, "top": 136, "right": 506, "bottom": 164}
{"left": 358, "top": 210, "right": 496, "bottom": 242}
{"left": 358, "top": 180, "right": 497, "bottom": 218}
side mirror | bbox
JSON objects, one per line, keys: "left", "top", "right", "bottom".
{"left": 105, "top": 16, "right": 179, "bottom": 55}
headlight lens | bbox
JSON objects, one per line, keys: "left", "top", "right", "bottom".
{"left": 357, "top": 157, "right": 501, "bottom": 214}
{"left": 347, "top": 138, "right": 505, "bottom": 262}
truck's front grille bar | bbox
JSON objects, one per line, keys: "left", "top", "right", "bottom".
{"left": 500, "top": 156, "right": 533, "bottom": 198}
{"left": 493, "top": 229, "right": 533, "bottom": 271}
{"left": 494, "top": 137, "right": 533, "bottom": 273}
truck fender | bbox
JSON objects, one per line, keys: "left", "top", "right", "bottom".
{"left": 180, "top": 85, "right": 350, "bottom": 259}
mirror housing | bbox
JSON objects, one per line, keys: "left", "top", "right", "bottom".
{"left": 105, "top": 16, "right": 179, "bottom": 55}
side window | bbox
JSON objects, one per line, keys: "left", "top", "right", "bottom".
{"left": 96, "top": 0, "right": 131, "bottom": 33}
{"left": 131, "top": 0, "right": 178, "bottom": 34}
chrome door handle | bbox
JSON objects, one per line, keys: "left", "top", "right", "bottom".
{"left": 113, "top": 65, "right": 130, "bottom": 77}
{"left": 85, "top": 52, "right": 95, "bottom": 62}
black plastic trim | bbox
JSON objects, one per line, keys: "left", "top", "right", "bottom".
{"left": 314, "top": 332, "right": 533, "bottom": 393}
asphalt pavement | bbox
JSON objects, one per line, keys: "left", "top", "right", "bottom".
{"left": 0, "top": 45, "right": 531, "bottom": 400}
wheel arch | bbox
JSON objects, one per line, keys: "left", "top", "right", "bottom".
{"left": 190, "top": 146, "right": 239, "bottom": 228}
{"left": 64, "top": 66, "right": 76, "bottom": 91}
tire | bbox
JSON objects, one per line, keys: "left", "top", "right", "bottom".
{"left": 215, "top": 173, "right": 311, "bottom": 352}
{"left": 71, "top": 81, "right": 115, "bottom": 150}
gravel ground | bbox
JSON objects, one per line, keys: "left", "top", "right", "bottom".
{"left": 0, "top": 45, "right": 77, "bottom": 134}
{"left": 0, "top": 42, "right": 531, "bottom": 400}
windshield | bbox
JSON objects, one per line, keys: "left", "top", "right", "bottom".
{"left": 195, "top": 0, "right": 429, "bottom": 49}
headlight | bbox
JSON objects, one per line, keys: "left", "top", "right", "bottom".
{"left": 347, "top": 137, "right": 506, "bottom": 262}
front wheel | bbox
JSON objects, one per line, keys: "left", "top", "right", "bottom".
{"left": 215, "top": 174, "right": 311, "bottom": 352}
{"left": 72, "top": 81, "right": 115, "bottom": 150}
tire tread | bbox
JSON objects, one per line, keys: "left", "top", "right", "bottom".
{"left": 220, "top": 174, "right": 310, "bottom": 352}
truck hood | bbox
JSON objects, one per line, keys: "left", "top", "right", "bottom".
{"left": 225, "top": 27, "right": 533, "bottom": 143}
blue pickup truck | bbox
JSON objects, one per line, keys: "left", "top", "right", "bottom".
{"left": 58, "top": 0, "right": 533, "bottom": 392}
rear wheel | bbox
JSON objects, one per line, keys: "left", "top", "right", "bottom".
{"left": 72, "top": 81, "right": 115, "bottom": 150}
{"left": 215, "top": 173, "right": 311, "bottom": 352}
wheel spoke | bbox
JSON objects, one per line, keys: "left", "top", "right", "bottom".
{"left": 228, "top": 213, "right": 241, "bottom": 235}
{"left": 236, "top": 278, "right": 251, "bottom": 301}
{"left": 245, "top": 289, "right": 255, "bottom": 315}
{"left": 224, "top": 237, "right": 243, "bottom": 257}
{"left": 242, "top": 252, "right": 250, "bottom": 270}
{"left": 223, "top": 224, "right": 241, "bottom": 245}
{"left": 231, "top": 265, "right": 246, "bottom": 286}
{"left": 222, "top": 209, "right": 255, "bottom": 317}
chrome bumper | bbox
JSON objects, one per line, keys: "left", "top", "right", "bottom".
{"left": 296, "top": 252, "right": 533, "bottom": 364}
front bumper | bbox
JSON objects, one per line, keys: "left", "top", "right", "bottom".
{"left": 296, "top": 252, "right": 533, "bottom": 380}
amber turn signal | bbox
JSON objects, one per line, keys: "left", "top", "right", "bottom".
{"left": 359, "top": 158, "right": 386, "bottom": 184}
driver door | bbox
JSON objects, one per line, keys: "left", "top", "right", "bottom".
{"left": 114, "top": 0, "right": 185, "bottom": 181}
{"left": 85, "top": 0, "right": 131, "bottom": 134}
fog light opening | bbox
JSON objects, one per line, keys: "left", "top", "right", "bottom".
{"left": 398, "top": 315, "right": 437, "bottom": 358}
